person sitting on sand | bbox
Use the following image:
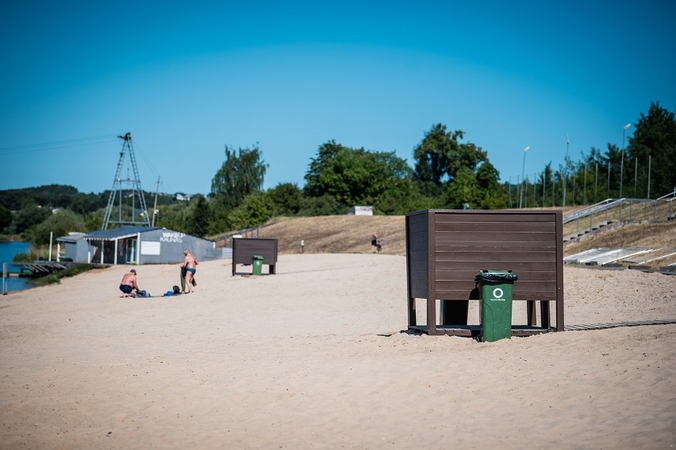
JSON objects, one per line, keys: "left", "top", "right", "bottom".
{"left": 119, "top": 269, "right": 140, "bottom": 297}
{"left": 181, "top": 249, "right": 198, "bottom": 294}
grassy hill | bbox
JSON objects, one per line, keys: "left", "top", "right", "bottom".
{"left": 257, "top": 215, "right": 406, "bottom": 255}
{"left": 253, "top": 212, "right": 676, "bottom": 267}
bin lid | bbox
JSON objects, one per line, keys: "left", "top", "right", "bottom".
{"left": 253, "top": 255, "right": 264, "bottom": 260}
{"left": 475, "top": 270, "right": 518, "bottom": 283}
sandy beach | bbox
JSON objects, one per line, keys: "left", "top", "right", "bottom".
{"left": 1, "top": 254, "right": 675, "bottom": 449}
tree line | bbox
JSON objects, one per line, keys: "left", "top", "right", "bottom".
{"left": 1, "top": 102, "right": 674, "bottom": 245}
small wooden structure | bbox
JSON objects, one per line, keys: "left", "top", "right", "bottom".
{"left": 17, "top": 261, "right": 69, "bottom": 276}
{"left": 232, "top": 238, "right": 278, "bottom": 276}
{"left": 406, "top": 209, "right": 564, "bottom": 336}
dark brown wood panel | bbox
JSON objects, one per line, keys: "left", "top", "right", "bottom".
{"left": 406, "top": 209, "right": 564, "bottom": 335}
{"left": 435, "top": 221, "right": 556, "bottom": 233}
{"left": 434, "top": 212, "right": 556, "bottom": 223}
{"left": 434, "top": 288, "right": 557, "bottom": 300}
{"left": 232, "top": 238, "right": 278, "bottom": 276}
{"left": 407, "top": 212, "right": 428, "bottom": 301}
{"left": 435, "top": 260, "right": 558, "bottom": 271}
{"left": 435, "top": 252, "right": 557, "bottom": 263}
{"left": 436, "top": 231, "right": 556, "bottom": 243}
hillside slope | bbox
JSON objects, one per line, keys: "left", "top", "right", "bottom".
{"left": 258, "top": 215, "right": 406, "bottom": 255}
{"left": 255, "top": 214, "right": 676, "bottom": 267}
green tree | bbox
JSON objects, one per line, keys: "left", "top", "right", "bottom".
{"left": 413, "top": 124, "right": 487, "bottom": 185}
{"left": 303, "top": 140, "right": 413, "bottom": 209}
{"left": 13, "top": 205, "right": 51, "bottom": 234}
{"left": 604, "top": 143, "right": 622, "bottom": 199}
{"left": 155, "top": 202, "right": 190, "bottom": 232}
{"left": 536, "top": 163, "right": 556, "bottom": 207}
{"left": 374, "top": 180, "right": 436, "bottom": 215}
{"left": 84, "top": 211, "right": 104, "bottom": 232}
{"left": 71, "top": 192, "right": 107, "bottom": 215}
{"left": 298, "top": 194, "right": 348, "bottom": 216}
{"left": 266, "top": 182, "right": 302, "bottom": 217}
{"left": 32, "top": 209, "right": 86, "bottom": 245}
{"left": 475, "top": 160, "right": 506, "bottom": 209}
{"left": 628, "top": 102, "right": 676, "bottom": 197}
{"left": 445, "top": 167, "right": 481, "bottom": 208}
{"left": 184, "top": 195, "right": 211, "bottom": 237}
{"left": 228, "top": 192, "right": 274, "bottom": 229}
{"left": 0, "top": 205, "right": 12, "bottom": 232}
{"left": 210, "top": 145, "right": 268, "bottom": 232}
{"left": 211, "top": 145, "right": 268, "bottom": 211}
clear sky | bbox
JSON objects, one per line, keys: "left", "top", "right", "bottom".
{"left": 1, "top": 0, "right": 675, "bottom": 196}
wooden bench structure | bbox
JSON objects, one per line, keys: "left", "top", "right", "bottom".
{"left": 406, "top": 209, "right": 564, "bottom": 336}
{"left": 231, "top": 238, "right": 278, "bottom": 276}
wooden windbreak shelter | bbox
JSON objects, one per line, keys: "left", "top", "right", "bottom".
{"left": 406, "top": 209, "right": 564, "bottom": 336}
{"left": 231, "top": 238, "right": 278, "bottom": 276}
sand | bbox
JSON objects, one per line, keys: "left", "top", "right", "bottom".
{"left": 1, "top": 254, "right": 675, "bottom": 449}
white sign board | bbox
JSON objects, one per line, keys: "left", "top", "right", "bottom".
{"left": 348, "top": 206, "right": 373, "bottom": 216}
{"left": 141, "top": 241, "right": 161, "bottom": 256}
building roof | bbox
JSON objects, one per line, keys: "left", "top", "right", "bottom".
{"left": 55, "top": 232, "right": 87, "bottom": 243}
{"left": 85, "top": 226, "right": 162, "bottom": 241}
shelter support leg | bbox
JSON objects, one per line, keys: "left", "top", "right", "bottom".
{"left": 408, "top": 297, "right": 417, "bottom": 327}
{"left": 541, "top": 301, "right": 551, "bottom": 329}
{"left": 527, "top": 301, "right": 537, "bottom": 326}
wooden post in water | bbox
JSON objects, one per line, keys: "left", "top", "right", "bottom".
{"left": 2, "top": 263, "right": 7, "bottom": 295}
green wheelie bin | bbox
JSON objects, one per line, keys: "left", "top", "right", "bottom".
{"left": 475, "top": 270, "right": 518, "bottom": 342}
{"left": 252, "top": 255, "right": 264, "bottom": 276}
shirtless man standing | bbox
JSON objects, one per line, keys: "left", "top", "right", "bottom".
{"left": 119, "top": 269, "right": 140, "bottom": 297}
{"left": 181, "top": 249, "right": 198, "bottom": 294}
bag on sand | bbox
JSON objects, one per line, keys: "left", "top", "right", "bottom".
{"left": 163, "top": 286, "right": 182, "bottom": 297}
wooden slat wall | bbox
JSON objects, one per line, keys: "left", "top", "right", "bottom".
{"left": 232, "top": 238, "right": 278, "bottom": 275}
{"left": 406, "top": 212, "right": 429, "bottom": 298}
{"left": 406, "top": 209, "right": 564, "bottom": 334}
{"left": 433, "top": 212, "right": 559, "bottom": 301}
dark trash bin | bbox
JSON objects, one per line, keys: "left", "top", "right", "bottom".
{"left": 252, "top": 255, "right": 264, "bottom": 276}
{"left": 475, "top": 270, "right": 518, "bottom": 342}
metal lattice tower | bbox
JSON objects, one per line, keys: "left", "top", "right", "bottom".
{"left": 102, "top": 132, "right": 151, "bottom": 230}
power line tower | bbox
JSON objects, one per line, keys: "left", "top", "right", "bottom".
{"left": 102, "top": 132, "right": 151, "bottom": 230}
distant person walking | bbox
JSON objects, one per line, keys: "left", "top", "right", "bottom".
{"left": 181, "top": 249, "right": 198, "bottom": 294}
{"left": 371, "top": 232, "right": 379, "bottom": 253}
{"left": 119, "top": 269, "right": 140, "bottom": 297}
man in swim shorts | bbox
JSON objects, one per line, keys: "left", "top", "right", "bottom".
{"left": 119, "top": 269, "right": 140, "bottom": 297}
{"left": 181, "top": 249, "right": 198, "bottom": 294}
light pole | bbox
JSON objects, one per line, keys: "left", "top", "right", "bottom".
{"left": 563, "top": 135, "right": 569, "bottom": 206}
{"left": 619, "top": 123, "right": 631, "bottom": 198}
{"left": 519, "top": 146, "right": 530, "bottom": 208}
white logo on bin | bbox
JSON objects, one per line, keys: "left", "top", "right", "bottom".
{"left": 492, "top": 287, "right": 506, "bottom": 301}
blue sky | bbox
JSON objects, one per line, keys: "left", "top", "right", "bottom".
{"left": 1, "top": 1, "right": 675, "bottom": 196}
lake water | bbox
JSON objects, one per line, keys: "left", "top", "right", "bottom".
{"left": 0, "top": 242, "right": 33, "bottom": 293}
